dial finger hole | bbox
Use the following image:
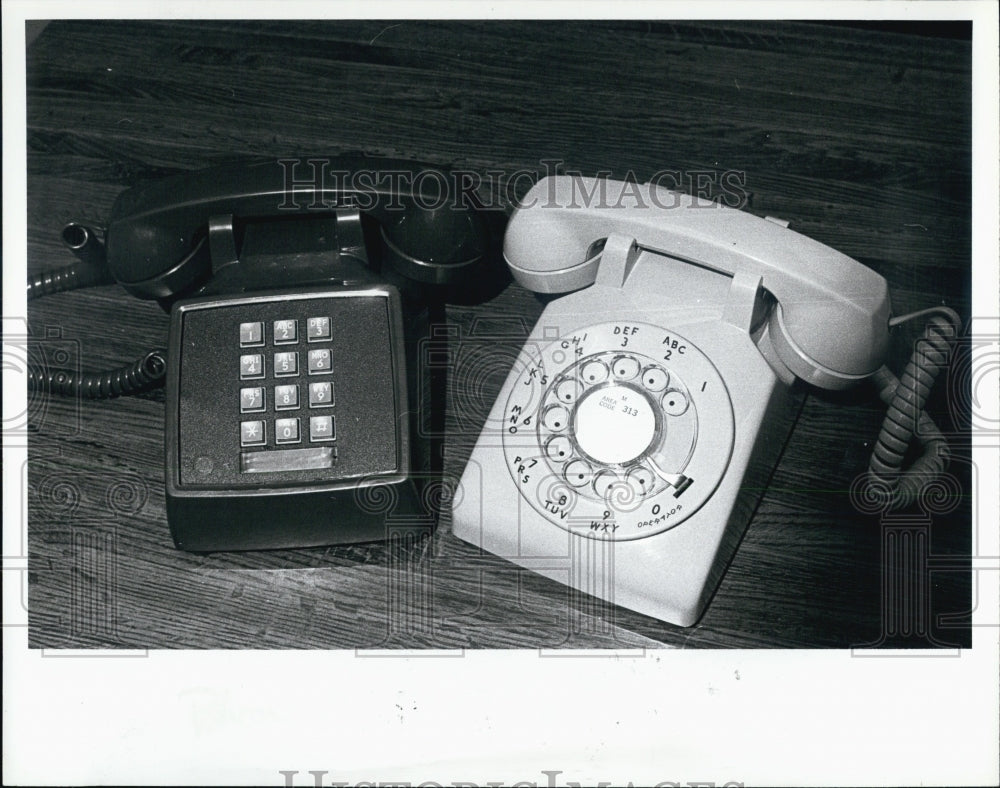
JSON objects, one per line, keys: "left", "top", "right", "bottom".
{"left": 564, "top": 459, "right": 593, "bottom": 488}
{"left": 580, "top": 360, "right": 608, "bottom": 384}
{"left": 660, "top": 388, "right": 689, "bottom": 416}
{"left": 641, "top": 366, "right": 669, "bottom": 392}
{"left": 611, "top": 355, "right": 640, "bottom": 380}
{"left": 555, "top": 377, "right": 584, "bottom": 404}
{"left": 592, "top": 470, "right": 620, "bottom": 498}
{"left": 542, "top": 404, "right": 571, "bottom": 431}
{"left": 625, "top": 466, "right": 656, "bottom": 497}
{"left": 545, "top": 435, "right": 573, "bottom": 463}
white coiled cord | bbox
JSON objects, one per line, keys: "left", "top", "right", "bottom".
{"left": 866, "top": 307, "right": 962, "bottom": 510}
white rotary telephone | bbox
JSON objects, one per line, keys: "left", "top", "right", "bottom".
{"left": 453, "top": 175, "right": 956, "bottom": 626}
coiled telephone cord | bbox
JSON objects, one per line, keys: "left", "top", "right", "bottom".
{"left": 27, "top": 224, "right": 168, "bottom": 398}
{"left": 866, "top": 308, "right": 961, "bottom": 510}
{"left": 27, "top": 349, "right": 168, "bottom": 399}
{"left": 27, "top": 260, "right": 117, "bottom": 300}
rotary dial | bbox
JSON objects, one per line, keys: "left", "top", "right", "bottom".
{"left": 502, "top": 322, "right": 734, "bottom": 540}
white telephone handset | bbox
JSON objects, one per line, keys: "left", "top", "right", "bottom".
{"left": 453, "top": 175, "right": 956, "bottom": 626}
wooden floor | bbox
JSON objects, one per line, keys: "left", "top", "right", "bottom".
{"left": 23, "top": 20, "right": 973, "bottom": 649}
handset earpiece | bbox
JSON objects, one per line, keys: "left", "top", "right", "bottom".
{"left": 764, "top": 299, "right": 889, "bottom": 390}
{"left": 379, "top": 206, "right": 491, "bottom": 284}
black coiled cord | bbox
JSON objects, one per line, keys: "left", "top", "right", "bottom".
{"left": 866, "top": 310, "right": 960, "bottom": 510}
{"left": 27, "top": 349, "right": 168, "bottom": 399}
{"left": 28, "top": 223, "right": 168, "bottom": 399}
{"left": 27, "top": 261, "right": 117, "bottom": 300}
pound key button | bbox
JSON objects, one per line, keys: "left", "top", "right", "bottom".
{"left": 309, "top": 415, "right": 336, "bottom": 442}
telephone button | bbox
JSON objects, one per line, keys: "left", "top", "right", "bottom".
{"left": 307, "top": 348, "right": 332, "bottom": 374}
{"left": 545, "top": 435, "right": 573, "bottom": 463}
{"left": 580, "top": 360, "right": 609, "bottom": 384}
{"left": 274, "top": 351, "right": 299, "bottom": 377}
{"left": 240, "top": 387, "right": 265, "bottom": 413}
{"left": 564, "top": 459, "right": 593, "bottom": 488}
{"left": 240, "top": 420, "right": 266, "bottom": 447}
{"left": 611, "top": 355, "right": 640, "bottom": 380}
{"left": 240, "top": 353, "right": 264, "bottom": 379}
{"left": 274, "top": 384, "right": 300, "bottom": 410}
{"left": 309, "top": 415, "right": 336, "bottom": 441}
{"left": 308, "top": 381, "right": 334, "bottom": 408}
{"left": 239, "top": 321, "right": 264, "bottom": 347}
{"left": 555, "top": 378, "right": 584, "bottom": 404}
{"left": 542, "top": 404, "right": 571, "bottom": 431}
{"left": 273, "top": 319, "right": 298, "bottom": 344}
{"left": 274, "top": 417, "right": 301, "bottom": 445}
{"left": 641, "top": 367, "right": 669, "bottom": 392}
{"left": 661, "top": 389, "right": 689, "bottom": 416}
{"left": 307, "top": 316, "right": 332, "bottom": 341}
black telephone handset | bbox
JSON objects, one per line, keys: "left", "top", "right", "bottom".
{"left": 104, "top": 156, "right": 495, "bottom": 302}
{"left": 33, "top": 157, "right": 504, "bottom": 551}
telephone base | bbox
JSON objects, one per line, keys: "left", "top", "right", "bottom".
{"left": 454, "top": 381, "right": 801, "bottom": 627}
{"left": 164, "top": 286, "right": 436, "bottom": 552}
{"left": 452, "top": 245, "right": 806, "bottom": 625}
{"left": 167, "top": 482, "right": 430, "bottom": 552}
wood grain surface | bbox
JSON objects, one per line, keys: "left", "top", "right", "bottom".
{"left": 23, "top": 20, "right": 973, "bottom": 649}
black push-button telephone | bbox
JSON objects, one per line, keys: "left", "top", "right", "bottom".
{"left": 28, "top": 157, "right": 504, "bottom": 551}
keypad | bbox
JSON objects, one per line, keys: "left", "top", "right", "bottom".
{"left": 176, "top": 292, "right": 401, "bottom": 490}
{"left": 236, "top": 316, "right": 336, "bottom": 452}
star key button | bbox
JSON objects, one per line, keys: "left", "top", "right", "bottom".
{"left": 240, "top": 420, "right": 266, "bottom": 446}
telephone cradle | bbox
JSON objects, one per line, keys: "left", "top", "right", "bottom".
{"left": 452, "top": 176, "right": 959, "bottom": 626}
